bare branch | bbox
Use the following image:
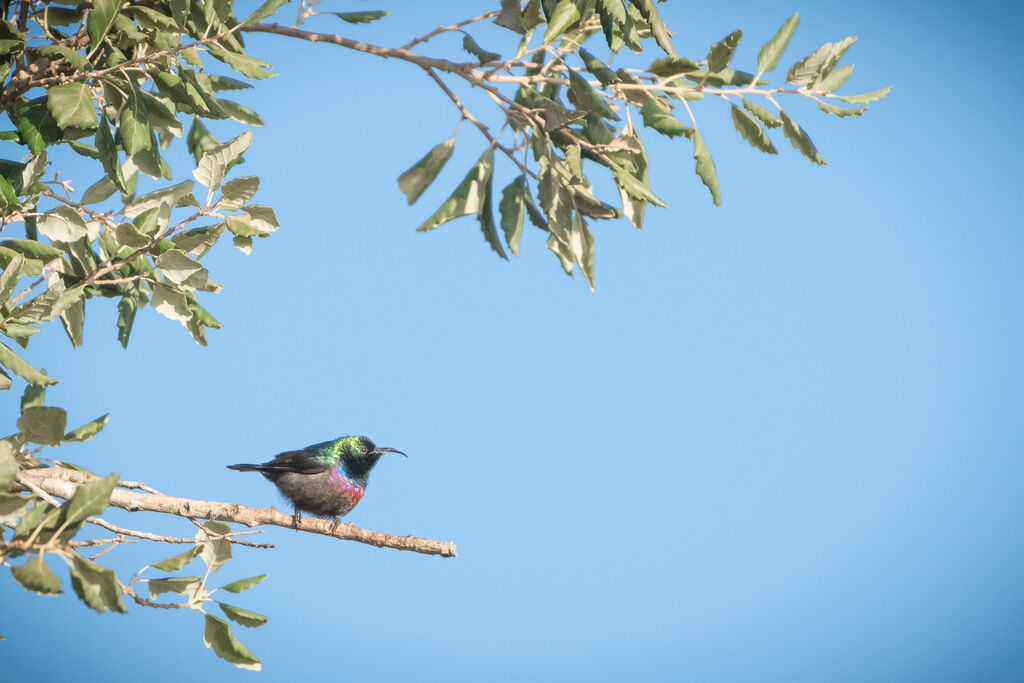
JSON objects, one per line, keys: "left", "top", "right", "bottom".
{"left": 17, "top": 467, "right": 457, "bottom": 558}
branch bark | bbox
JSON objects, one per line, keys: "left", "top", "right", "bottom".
{"left": 15, "top": 467, "right": 457, "bottom": 558}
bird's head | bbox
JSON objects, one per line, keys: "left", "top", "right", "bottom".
{"left": 337, "top": 435, "right": 406, "bottom": 480}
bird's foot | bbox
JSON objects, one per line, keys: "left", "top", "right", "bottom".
{"left": 328, "top": 516, "right": 340, "bottom": 534}
{"left": 292, "top": 508, "right": 302, "bottom": 530}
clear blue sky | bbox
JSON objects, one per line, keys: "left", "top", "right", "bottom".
{"left": 6, "top": 1, "right": 1024, "bottom": 680}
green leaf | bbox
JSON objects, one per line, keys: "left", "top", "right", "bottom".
{"left": 692, "top": 131, "right": 721, "bottom": 207}
{"left": 218, "top": 100, "right": 263, "bottom": 127}
{"left": 397, "top": 139, "right": 454, "bottom": 205}
{"left": 47, "top": 83, "right": 97, "bottom": 130}
{"left": 543, "top": 0, "right": 581, "bottom": 44}
{"left": 32, "top": 46, "right": 90, "bottom": 72}
{"left": 232, "top": 235, "right": 252, "bottom": 255}
{"left": 206, "top": 48, "right": 275, "bottom": 81}
{"left": 123, "top": 180, "right": 194, "bottom": 218}
{"left": 151, "top": 282, "right": 191, "bottom": 324}
{"left": 198, "top": 522, "right": 232, "bottom": 573}
{"left": 241, "top": 205, "right": 279, "bottom": 233}
{"left": 579, "top": 48, "right": 618, "bottom": 86}
{"left": 37, "top": 205, "right": 88, "bottom": 243}
{"left": 17, "top": 406, "right": 67, "bottom": 446}
{"left": 567, "top": 69, "right": 618, "bottom": 120}
{"left": 0, "top": 341, "right": 57, "bottom": 386}
{"left": 57, "top": 472, "right": 118, "bottom": 539}
{"left": 219, "top": 176, "right": 260, "bottom": 208}
{"left": 648, "top": 56, "right": 700, "bottom": 77}
{"left": 608, "top": 158, "right": 666, "bottom": 208}
{"left": 741, "top": 98, "right": 782, "bottom": 128}
{"left": 499, "top": 176, "right": 526, "bottom": 256}
{"left": 0, "top": 253, "right": 24, "bottom": 304}
{"left": 814, "top": 64, "right": 854, "bottom": 93}
{"left": 147, "top": 576, "right": 201, "bottom": 598}
{"left": 240, "top": 0, "right": 290, "bottom": 27}
{"left": 59, "top": 298, "right": 85, "bottom": 349}
{"left": 151, "top": 545, "right": 202, "bottom": 572}
{"left": 12, "top": 556, "right": 62, "bottom": 595}
{"left": 220, "top": 574, "right": 267, "bottom": 594}
{"left": 786, "top": 36, "right": 857, "bottom": 86}
{"left": 730, "top": 105, "right": 778, "bottom": 154}
{"left": 1, "top": 239, "right": 62, "bottom": 262}
{"left": 569, "top": 212, "right": 596, "bottom": 290}
{"left": 69, "top": 554, "right": 126, "bottom": 613}
{"left": 757, "top": 13, "right": 799, "bottom": 74}
{"left": 118, "top": 83, "right": 151, "bottom": 157}
{"left": 87, "top": 0, "right": 120, "bottom": 50}
{"left": 17, "top": 97, "right": 62, "bottom": 156}
{"left": 494, "top": 0, "right": 526, "bottom": 34}
{"left": 477, "top": 167, "right": 507, "bottom": 260}
{"left": 63, "top": 414, "right": 110, "bottom": 443}
{"left": 816, "top": 100, "right": 867, "bottom": 118}
{"left": 780, "top": 111, "right": 826, "bottom": 165}
{"left": 116, "top": 284, "right": 142, "bottom": 348}
{"left": 639, "top": 100, "right": 693, "bottom": 139}
{"left": 0, "top": 446, "right": 16, "bottom": 488}
{"left": 418, "top": 149, "right": 494, "bottom": 232}
{"left": 707, "top": 29, "right": 743, "bottom": 73}
{"left": 462, "top": 34, "right": 499, "bottom": 64}
{"left": 156, "top": 250, "right": 206, "bottom": 288}
{"left": 193, "top": 132, "right": 252, "bottom": 194}
{"left": 328, "top": 10, "right": 389, "bottom": 24}
{"left": 219, "top": 603, "right": 268, "bottom": 628}
{"left": 627, "top": 0, "right": 674, "bottom": 55}
{"left": 836, "top": 86, "right": 891, "bottom": 104}
{"left": 0, "top": 492, "right": 31, "bottom": 523}
{"left": 546, "top": 233, "right": 574, "bottom": 275}
{"left": 204, "top": 615, "right": 262, "bottom": 671}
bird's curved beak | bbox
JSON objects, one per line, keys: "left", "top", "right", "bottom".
{"left": 373, "top": 447, "right": 407, "bottom": 457}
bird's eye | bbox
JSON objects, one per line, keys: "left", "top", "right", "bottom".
{"left": 361, "top": 445, "right": 368, "bottom": 454}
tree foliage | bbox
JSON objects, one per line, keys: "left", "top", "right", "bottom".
{"left": 0, "top": 0, "right": 887, "bottom": 669}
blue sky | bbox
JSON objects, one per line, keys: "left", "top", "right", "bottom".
{"left": 5, "top": 1, "right": 1024, "bottom": 680}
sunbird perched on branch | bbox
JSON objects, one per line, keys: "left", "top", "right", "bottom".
{"left": 228, "top": 436, "right": 406, "bottom": 530}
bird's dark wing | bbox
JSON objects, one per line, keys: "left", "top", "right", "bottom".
{"left": 252, "top": 449, "right": 329, "bottom": 475}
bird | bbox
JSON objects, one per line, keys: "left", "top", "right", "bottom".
{"left": 227, "top": 435, "right": 405, "bottom": 531}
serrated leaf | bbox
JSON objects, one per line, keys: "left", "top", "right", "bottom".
{"left": 787, "top": 36, "right": 857, "bottom": 86}
{"left": 499, "top": 176, "right": 526, "bottom": 256}
{"left": 204, "top": 615, "right": 262, "bottom": 671}
{"left": 240, "top": 0, "right": 289, "bottom": 27}
{"left": 329, "top": 10, "right": 388, "bottom": 24}
{"left": 693, "top": 131, "right": 721, "bottom": 207}
{"left": 757, "top": 13, "right": 799, "bottom": 74}
{"left": 543, "top": 0, "right": 581, "bottom": 44}
{"left": 63, "top": 414, "right": 110, "bottom": 443}
{"left": 116, "top": 284, "right": 141, "bottom": 348}
{"left": 780, "top": 111, "right": 826, "bottom": 165}
{"left": 608, "top": 158, "right": 666, "bottom": 208}
{"left": 639, "top": 99, "right": 693, "bottom": 139}
{"left": 494, "top": 0, "right": 526, "bottom": 33}
{"left": 219, "top": 603, "right": 268, "bottom": 628}
{"left": 730, "top": 105, "right": 778, "bottom": 154}
{"left": 17, "top": 406, "right": 67, "bottom": 446}
{"left": 477, "top": 168, "right": 507, "bottom": 259}
{"left": 12, "top": 556, "right": 62, "bottom": 595}
{"left": 648, "top": 56, "right": 700, "bottom": 77}
{"left": 0, "top": 341, "right": 57, "bottom": 386}
{"left": 69, "top": 554, "right": 126, "bottom": 613}
{"left": 397, "top": 139, "right": 454, "bottom": 205}
{"left": 741, "top": 98, "right": 782, "bottom": 128}
{"left": 59, "top": 298, "right": 84, "bottom": 349}
{"left": 220, "top": 574, "right": 267, "bottom": 594}
{"left": 546, "top": 233, "right": 574, "bottom": 275}
{"left": 569, "top": 212, "right": 596, "bottom": 290}
{"left": 814, "top": 64, "right": 854, "bottom": 93}
{"left": 37, "top": 205, "right": 88, "bottom": 242}
{"left": 193, "top": 132, "right": 252, "bottom": 194}
{"left": 567, "top": 69, "right": 618, "bottom": 120}
{"left": 151, "top": 545, "right": 202, "bottom": 572}
{"left": 418, "top": 149, "right": 493, "bottom": 232}
{"left": 47, "top": 83, "right": 97, "bottom": 130}
{"left": 627, "top": 0, "right": 674, "bottom": 55}
{"left": 836, "top": 86, "right": 891, "bottom": 104}
{"left": 462, "top": 34, "right": 499, "bottom": 64}
{"left": 707, "top": 29, "right": 743, "bottom": 73}
{"left": 147, "top": 576, "right": 201, "bottom": 598}
{"left": 206, "top": 48, "right": 274, "bottom": 80}
{"left": 816, "top": 100, "right": 867, "bottom": 118}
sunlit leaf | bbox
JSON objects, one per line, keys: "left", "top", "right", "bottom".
{"left": 219, "top": 603, "right": 268, "bottom": 628}
{"left": 730, "top": 105, "right": 778, "bottom": 154}
{"left": 69, "top": 554, "right": 126, "bottom": 613}
{"left": 204, "top": 615, "right": 262, "bottom": 671}
{"left": 780, "top": 111, "right": 827, "bottom": 165}
{"left": 757, "top": 13, "right": 799, "bottom": 74}
{"left": 397, "top": 139, "right": 454, "bottom": 205}
{"left": 12, "top": 556, "right": 62, "bottom": 595}
{"left": 693, "top": 131, "right": 721, "bottom": 207}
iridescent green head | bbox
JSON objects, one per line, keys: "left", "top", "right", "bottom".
{"left": 334, "top": 435, "right": 406, "bottom": 481}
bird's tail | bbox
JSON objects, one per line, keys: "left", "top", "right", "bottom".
{"left": 226, "top": 464, "right": 261, "bottom": 472}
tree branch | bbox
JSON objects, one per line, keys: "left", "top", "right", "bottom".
{"left": 16, "top": 467, "right": 457, "bottom": 558}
